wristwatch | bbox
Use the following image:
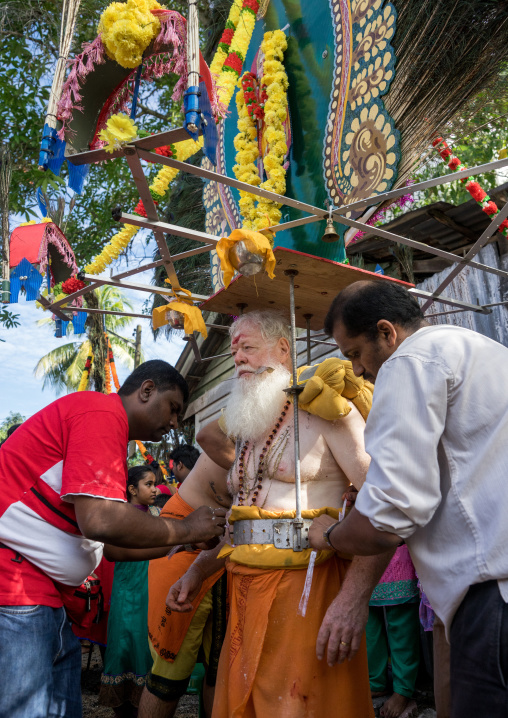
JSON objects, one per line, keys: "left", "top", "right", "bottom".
{"left": 323, "top": 521, "right": 340, "bottom": 549}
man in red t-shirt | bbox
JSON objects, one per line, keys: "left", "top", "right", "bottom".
{"left": 0, "top": 360, "right": 226, "bottom": 718}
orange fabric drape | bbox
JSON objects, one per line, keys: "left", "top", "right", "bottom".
{"left": 212, "top": 557, "right": 375, "bottom": 718}
{"left": 147, "top": 492, "right": 224, "bottom": 662}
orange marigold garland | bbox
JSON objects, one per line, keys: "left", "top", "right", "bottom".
{"left": 107, "top": 338, "right": 121, "bottom": 391}
{"left": 104, "top": 350, "right": 112, "bottom": 394}
{"left": 135, "top": 440, "right": 169, "bottom": 477}
{"left": 432, "top": 137, "right": 508, "bottom": 237}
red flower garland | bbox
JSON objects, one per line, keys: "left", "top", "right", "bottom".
{"left": 223, "top": 51, "right": 244, "bottom": 75}
{"left": 243, "top": 0, "right": 259, "bottom": 14}
{"left": 155, "top": 144, "right": 175, "bottom": 158}
{"left": 432, "top": 137, "right": 508, "bottom": 236}
{"left": 133, "top": 198, "right": 159, "bottom": 218}
{"left": 62, "top": 276, "right": 86, "bottom": 294}
{"left": 218, "top": 26, "right": 235, "bottom": 52}
{"left": 241, "top": 72, "right": 264, "bottom": 121}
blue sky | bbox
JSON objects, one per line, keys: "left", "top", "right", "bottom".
{"left": 0, "top": 233, "right": 186, "bottom": 423}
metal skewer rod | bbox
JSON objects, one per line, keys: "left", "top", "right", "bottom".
{"left": 284, "top": 270, "right": 304, "bottom": 550}
{"left": 304, "top": 314, "right": 312, "bottom": 365}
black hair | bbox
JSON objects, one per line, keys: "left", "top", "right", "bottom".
{"left": 127, "top": 464, "right": 155, "bottom": 502}
{"left": 169, "top": 444, "right": 200, "bottom": 471}
{"left": 118, "top": 360, "right": 189, "bottom": 402}
{"left": 324, "top": 280, "right": 425, "bottom": 341}
{"left": 149, "top": 461, "right": 165, "bottom": 486}
{"left": 6, "top": 423, "right": 22, "bottom": 437}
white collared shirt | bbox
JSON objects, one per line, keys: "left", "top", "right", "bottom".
{"left": 355, "top": 324, "right": 508, "bottom": 636}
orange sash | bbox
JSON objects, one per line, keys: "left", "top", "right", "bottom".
{"left": 147, "top": 492, "right": 224, "bottom": 662}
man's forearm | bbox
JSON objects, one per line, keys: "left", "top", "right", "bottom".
{"left": 103, "top": 544, "right": 172, "bottom": 562}
{"left": 329, "top": 507, "right": 402, "bottom": 555}
{"left": 75, "top": 497, "right": 191, "bottom": 548}
{"left": 190, "top": 538, "right": 228, "bottom": 579}
{"left": 342, "top": 550, "right": 395, "bottom": 600}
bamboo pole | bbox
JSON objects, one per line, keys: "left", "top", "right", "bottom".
{"left": 39, "top": 0, "right": 82, "bottom": 168}
{"left": 0, "top": 144, "right": 11, "bottom": 304}
{"left": 185, "top": 0, "right": 200, "bottom": 134}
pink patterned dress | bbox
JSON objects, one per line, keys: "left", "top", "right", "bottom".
{"left": 369, "top": 545, "right": 419, "bottom": 606}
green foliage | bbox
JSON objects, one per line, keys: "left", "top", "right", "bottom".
{"left": 0, "top": 411, "right": 26, "bottom": 442}
{"left": 0, "top": 308, "right": 20, "bottom": 330}
{"left": 409, "top": 69, "right": 508, "bottom": 208}
{"left": 34, "top": 284, "right": 141, "bottom": 393}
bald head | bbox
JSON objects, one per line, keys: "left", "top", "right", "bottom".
{"left": 324, "top": 280, "right": 425, "bottom": 340}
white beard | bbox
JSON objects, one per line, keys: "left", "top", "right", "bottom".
{"left": 223, "top": 365, "right": 291, "bottom": 443}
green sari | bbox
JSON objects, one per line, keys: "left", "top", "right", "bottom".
{"left": 99, "top": 505, "right": 159, "bottom": 708}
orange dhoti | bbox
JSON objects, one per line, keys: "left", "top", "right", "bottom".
{"left": 212, "top": 556, "right": 375, "bottom": 718}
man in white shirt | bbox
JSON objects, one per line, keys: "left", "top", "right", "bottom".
{"left": 309, "top": 279, "right": 508, "bottom": 718}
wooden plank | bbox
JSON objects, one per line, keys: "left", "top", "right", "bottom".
{"left": 201, "top": 247, "right": 412, "bottom": 330}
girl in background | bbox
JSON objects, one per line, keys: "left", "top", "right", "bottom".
{"left": 99, "top": 465, "right": 159, "bottom": 717}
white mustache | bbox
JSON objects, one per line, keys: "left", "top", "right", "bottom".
{"left": 232, "top": 366, "right": 274, "bottom": 379}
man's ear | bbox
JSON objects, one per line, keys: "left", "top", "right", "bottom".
{"left": 376, "top": 320, "right": 397, "bottom": 347}
{"left": 139, "top": 379, "right": 156, "bottom": 403}
{"left": 277, "top": 336, "right": 291, "bottom": 364}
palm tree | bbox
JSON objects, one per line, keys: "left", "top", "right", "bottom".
{"left": 34, "top": 285, "right": 144, "bottom": 394}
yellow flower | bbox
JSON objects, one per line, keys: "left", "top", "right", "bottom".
{"left": 98, "top": 0, "right": 162, "bottom": 69}
{"left": 99, "top": 112, "right": 138, "bottom": 153}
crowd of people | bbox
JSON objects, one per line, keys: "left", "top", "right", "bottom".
{"left": 1, "top": 280, "right": 507, "bottom": 718}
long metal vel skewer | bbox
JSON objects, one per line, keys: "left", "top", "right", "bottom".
{"left": 284, "top": 270, "right": 304, "bottom": 551}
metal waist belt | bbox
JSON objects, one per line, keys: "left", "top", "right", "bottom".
{"left": 232, "top": 518, "right": 313, "bottom": 550}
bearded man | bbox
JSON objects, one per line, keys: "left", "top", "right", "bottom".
{"left": 166, "top": 310, "right": 392, "bottom": 718}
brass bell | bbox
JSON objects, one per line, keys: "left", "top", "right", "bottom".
{"left": 321, "top": 216, "right": 341, "bottom": 243}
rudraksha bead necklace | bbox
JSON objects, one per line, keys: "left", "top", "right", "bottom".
{"left": 237, "top": 399, "right": 291, "bottom": 506}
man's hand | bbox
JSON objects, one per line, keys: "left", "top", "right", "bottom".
{"left": 166, "top": 566, "right": 204, "bottom": 613}
{"left": 308, "top": 514, "right": 337, "bottom": 551}
{"left": 180, "top": 506, "right": 227, "bottom": 545}
{"left": 342, "top": 486, "right": 358, "bottom": 507}
{"left": 316, "top": 587, "right": 369, "bottom": 666}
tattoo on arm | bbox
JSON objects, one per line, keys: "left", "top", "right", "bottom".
{"left": 209, "top": 481, "right": 232, "bottom": 507}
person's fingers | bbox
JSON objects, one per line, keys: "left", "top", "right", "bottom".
{"left": 348, "top": 629, "right": 362, "bottom": 661}
{"left": 166, "top": 584, "right": 192, "bottom": 611}
{"left": 316, "top": 620, "right": 331, "bottom": 661}
{"left": 213, "top": 507, "right": 228, "bottom": 518}
{"left": 174, "top": 581, "right": 190, "bottom": 604}
{"left": 326, "top": 626, "right": 343, "bottom": 666}
{"left": 336, "top": 629, "right": 355, "bottom": 664}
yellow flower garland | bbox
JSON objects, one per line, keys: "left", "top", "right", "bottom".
{"left": 209, "top": 0, "right": 243, "bottom": 75}
{"left": 98, "top": 0, "right": 163, "bottom": 69}
{"left": 233, "top": 30, "right": 289, "bottom": 231}
{"left": 85, "top": 0, "right": 257, "bottom": 275}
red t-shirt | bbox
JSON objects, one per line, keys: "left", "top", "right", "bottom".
{"left": 0, "top": 392, "right": 128, "bottom": 606}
